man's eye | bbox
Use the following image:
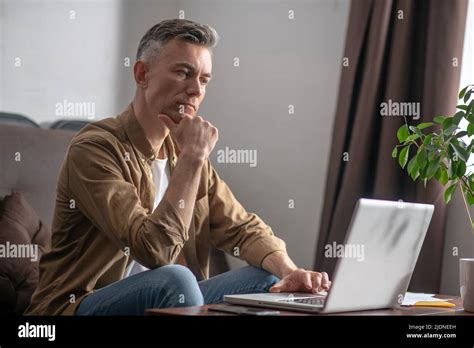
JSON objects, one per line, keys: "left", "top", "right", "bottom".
{"left": 201, "top": 79, "right": 209, "bottom": 85}
{"left": 177, "top": 70, "right": 188, "bottom": 77}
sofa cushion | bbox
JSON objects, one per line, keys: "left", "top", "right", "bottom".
{"left": 0, "top": 192, "right": 50, "bottom": 314}
{"left": 0, "top": 275, "right": 16, "bottom": 314}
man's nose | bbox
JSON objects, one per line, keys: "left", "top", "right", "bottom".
{"left": 186, "top": 77, "right": 204, "bottom": 98}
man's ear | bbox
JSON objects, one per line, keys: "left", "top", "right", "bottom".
{"left": 133, "top": 60, "right": 149, "bottom": 88}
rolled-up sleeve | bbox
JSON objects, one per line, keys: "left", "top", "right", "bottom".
{"left": 207, "top": 162, "right": 287, "bottom": 268}
{"left": 67, "top": 139, "right": 187, "bottom": 269}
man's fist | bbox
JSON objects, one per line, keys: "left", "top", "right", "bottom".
{"left": 158, "top": 113, "right": 218, "bottom": 161}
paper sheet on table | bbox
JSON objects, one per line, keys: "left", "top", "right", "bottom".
{"left": 401, "top": 292, "right": 455, "bottom": 307}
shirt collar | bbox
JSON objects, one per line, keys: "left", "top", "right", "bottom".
{"left": 118, "top": 103, "right": 178, "bottom": 167}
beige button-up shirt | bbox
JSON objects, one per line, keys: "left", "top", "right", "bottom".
{"left": 26, "top": 104, "right": 286, "bottom": 315}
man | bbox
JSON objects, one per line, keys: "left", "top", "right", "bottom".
{"left": 26, "top": 19, "right": 331, "bottom": 315}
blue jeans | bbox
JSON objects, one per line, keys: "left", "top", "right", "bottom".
{"left": 76, "top": 265, "right": 279, "bottom": 315}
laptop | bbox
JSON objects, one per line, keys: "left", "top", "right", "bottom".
{"left": 224, "top": 198, "right": 434, "bottom": 313}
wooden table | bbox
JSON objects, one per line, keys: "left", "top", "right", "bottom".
{"left": 146, "top": 294, "right": 473, "bottom": 316}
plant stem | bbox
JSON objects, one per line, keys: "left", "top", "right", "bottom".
{"left": 460, "top": 175, "right": 474, "bottom": 196}
{"left": 459, "top": 182, "right": 474, "bottom": 232}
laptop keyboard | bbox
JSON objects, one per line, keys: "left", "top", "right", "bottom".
{"left": 278, "top": 297, "right": 326, "bottom": 305}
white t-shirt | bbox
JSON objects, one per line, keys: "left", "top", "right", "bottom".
{"left": 124, "top": 152, "right": 170, "bottom": 278}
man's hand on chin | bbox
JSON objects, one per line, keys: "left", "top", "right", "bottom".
{"left": 269, "top": 268, "right": 331, "bottom": 294}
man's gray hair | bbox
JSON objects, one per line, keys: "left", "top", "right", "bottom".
{"left": 136, "top": 19, "right": 219, "bottom": 63}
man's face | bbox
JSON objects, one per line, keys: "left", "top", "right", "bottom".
{"left": 143, "top": 38, "right": 213, "bottom": 123}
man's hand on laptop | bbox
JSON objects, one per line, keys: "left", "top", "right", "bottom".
{"left": 269, "top": 268, "right": 331, "bottom": 294}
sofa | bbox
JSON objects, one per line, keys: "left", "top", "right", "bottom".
{"left": 0, "top": 123, "right": 229, "bottom": 315}
{"left": 0, "top": 124, "right": 75, "bottom": 314}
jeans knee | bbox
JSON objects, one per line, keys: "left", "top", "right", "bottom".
{"left": 152, "top": 264, "right": 204, "bottom": 307}
{"left": 248, "top": 266, "right": 280, "bottom": 291}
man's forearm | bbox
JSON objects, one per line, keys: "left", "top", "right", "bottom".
{"left": 161, "top": 151, "right": 205, "bottom": 231}
{"left": 262, "top": 251, "right": 298, "bottom": 279}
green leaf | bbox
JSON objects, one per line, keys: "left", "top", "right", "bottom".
{"left": 450, "top": 140, "right": 469, "bottom": 162}
{"left": 457, "top": 160, "right": 467, "bottom": 177}
{"left": 467, "top": 109, "right": 474, "bottom": 123}
{"left": 397, "top": 124, "right": 409, "bottom": 143}
{"left": 457, "top": 105, "right": 469, "bottom": 111}
{"left": 434, "top": 166, "right": 442, "bottom": 180}
{"left": 426, "top": 159, "right": 440, "bottom": 179}
{"left": 467, "top": 123, "right": 474, "bottom": 136}
{"left": 428, "top": 149, "right": 439, "bottom": 160}
{"left": 405, "top": 134, "right": 420, "bottom": 142}
{"left": 464, "top": 90, "right": 472, "bottom": 104}
{"left": 416, "top": 122, "right": 434, "bottom": 130}
{"left": 467, "top": 102, "right": 474, "bottom": 123}
{"left": 392, "top": 147, "right": 398, "bottom": 158}
{"left": 466, "top": 190, "right": 474, "bottom": 206}
{"left": 448, "top": 159, "right": 458, "bottom": 179}
{"left": 398, "top": 145, "right": 410, "bottom": 168}
{"left": 459, "top": 85, "right": 470, "bottom": 99}
{"left": 410, "top": 168, "right": 420, "bottom": 181}
{"left": 439, "top": 168, "right": 449, "bottom": 185}
{"left": 407, "top": 156, "right": 419, "bottom": 180}
{"left": 444, "top": 124, "right": 459, "bottom": 137}
{"left": 448, "top": 143, "right": 455, "bottom": 157}
{"left": 453, "top": 111, "right": 465, "bottom": 125}
{"left": 444, "top": 183, "right": 457, "bottom": 204}
{"left": 469, "top": 139, "right": 474, "bottom": 153}
{"left": 442, "top": 117, "right": 454, "bottom": 130}
{"left": 456, "top": 131, "right": 468, "bottom": 138}
{"left": 434, "top": 116, "right": 445, "bottom": 124}
{"left": 416, "top": 148, "right": 428, "bottom": 169}
{"left": 419, "top": 164, "right": 428, "bottom": 180}
{"left": 423, "top": 134, "right": 433, "bottom": 145}
{"left": 468, "top": 100, "right": 474, "bottom": 120}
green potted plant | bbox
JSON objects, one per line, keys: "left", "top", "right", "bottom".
{"left": 393, "top": 85, "right": 474, "bottom": 224}
{"left": 392, "top": 84, "right": 474, "bottom": 312}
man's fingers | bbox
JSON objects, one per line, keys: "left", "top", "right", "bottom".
{"left": 321, "top": 272, "right": 330, "bottom": 290}
{"left": 312, "top": 272, "right": 330, "bottom": 292}
{"left": 310, "top": 273, "right": 323, "bottom": 293}
{"left": 158, "top": 113, "right": 178, "bottom": 132}
{"left": 304, "top": 272, "right": 312, "bottom": 290}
